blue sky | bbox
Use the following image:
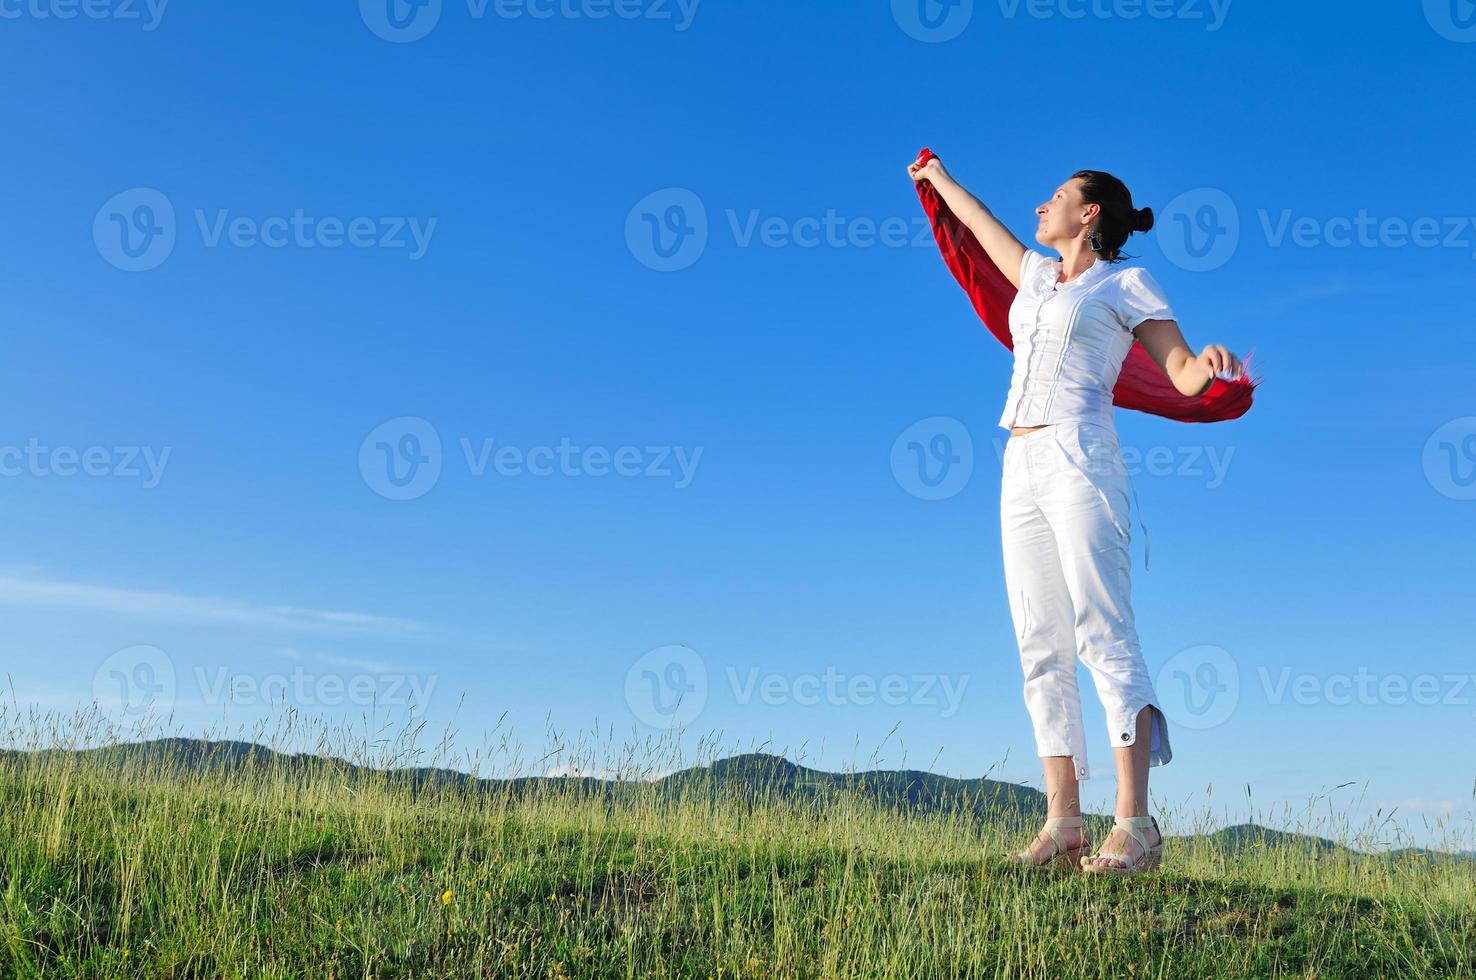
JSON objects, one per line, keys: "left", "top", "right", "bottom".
{"left": 1, "top": 2, "right": 1473, "bottom": 850}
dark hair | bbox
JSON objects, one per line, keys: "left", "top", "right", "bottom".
{"left": 1071, "top": 169, "right": 1154, "bottom": 263}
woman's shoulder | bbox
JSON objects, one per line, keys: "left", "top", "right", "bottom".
{"left": 1101, "top": 262, "right": 1159, "bottom": 285}
{"left": 1100, "top": 263, "right": 1176, "bottom": 325}
{"left": 1018, "top": 249, "right": 1057, "bottom": 291}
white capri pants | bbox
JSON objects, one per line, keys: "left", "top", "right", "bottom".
{"left": 1000, "top": 418, "right": 1172, "bottom": 781}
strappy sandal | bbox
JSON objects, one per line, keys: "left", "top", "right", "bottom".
{"left": 1005, "top": 814, "right": 1091, "bottom": 870}
{"left": 1079, "top": 814, "right": 1163, "bottom": 876}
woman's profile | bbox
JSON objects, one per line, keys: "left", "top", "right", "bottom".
{"left": 907, "top": 150, "right": 1251, "bottom": 875}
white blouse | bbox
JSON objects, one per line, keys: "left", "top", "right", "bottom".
{"left": 998, "top": 249, "right": 1176, "bottom": 430}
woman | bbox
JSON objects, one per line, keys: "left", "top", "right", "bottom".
{"left": 907, "top": 152, "right": 1245, "bottom": 876}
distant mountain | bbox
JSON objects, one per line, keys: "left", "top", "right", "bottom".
{"left": 4, "top": 739, "right": 1467, "bottom": 860}
{"left": 0, "top": 738, "right": 1047, "bottom": 820}
{"left": 1194, "top": 823, "right": 1345, "bottom": 855}
{"left": 1386, "top": 846, "right": 1476, "bottom": 865}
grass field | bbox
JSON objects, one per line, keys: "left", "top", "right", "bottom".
{"left": 1, "top": 712, "right": 1472, "bottom": 978}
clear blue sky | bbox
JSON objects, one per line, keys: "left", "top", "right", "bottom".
{"left": 2, "top": 2, "right": 1473, "bottom": 851}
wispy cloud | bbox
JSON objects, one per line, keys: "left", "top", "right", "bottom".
{"left": 272, "top": 646, "right": 401, "bottom": 674}
{"left": 0, "top": 574, "right": 425, "bottom": 637}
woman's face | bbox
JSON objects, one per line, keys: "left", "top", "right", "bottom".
{"left": 1034, "top": 177, "right": 1098, "bottom": 248}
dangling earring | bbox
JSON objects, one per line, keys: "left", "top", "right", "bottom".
{"left": 1087, "top": 229, "right": 1104, "bottom": 253}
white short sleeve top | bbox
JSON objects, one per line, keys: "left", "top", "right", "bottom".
{"left": 998, "top": 249, "right": 1176, "bottom": 430}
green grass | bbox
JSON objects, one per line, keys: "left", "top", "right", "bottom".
{"left": 1, "top": 715, "right": 1472, "bottom": 978}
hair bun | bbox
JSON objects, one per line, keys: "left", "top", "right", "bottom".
{"left": 1134, "top": 206, "right": 1155, "bottom": 233}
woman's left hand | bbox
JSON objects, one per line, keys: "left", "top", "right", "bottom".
{"left": 1195, "top": 343, "right": 1244, "bottom": 383}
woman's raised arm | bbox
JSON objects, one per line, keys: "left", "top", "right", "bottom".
{"left": 908, "top": 153, "right": 1028, "bottom": 289}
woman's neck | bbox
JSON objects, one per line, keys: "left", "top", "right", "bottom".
{"left": 1054, "top": 238, "right": 1100, "bottom": 283}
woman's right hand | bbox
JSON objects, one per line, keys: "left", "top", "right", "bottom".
{"left": 908, "top": 154, "right": 947, "bottom": 184}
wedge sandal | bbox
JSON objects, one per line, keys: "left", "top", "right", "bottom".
{"left": 1079, "top": 813, "right": 1163, "bottom": 876}
{"left": 1006, "top": 814, "right": 1091, "bottom": 870}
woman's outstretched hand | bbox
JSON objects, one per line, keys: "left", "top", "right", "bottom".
{"left": 1195, "top": 343, "right": 1245, "bottom": 384}
{"left": 908, "top": 153, "right": 946, "bottom": 184}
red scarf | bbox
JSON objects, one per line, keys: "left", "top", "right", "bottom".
{"left": 912, "top": 147, "right": 1260, "bottom": 423}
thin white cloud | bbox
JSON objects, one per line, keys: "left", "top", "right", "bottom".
{"left": 272, "top": 646, "right": 401, "bottom": 674}
{"left": 0, "top": 574, "right": 425, "bottom": 637}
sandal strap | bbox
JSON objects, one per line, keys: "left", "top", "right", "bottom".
{"left": 1016, "top": 815, "right": 1087, "bottom": 862}
{"left": 1109, "top": 815, "right": 1158, "bottom": 853}
{"left": 1043, "top": 815, "right": 1085, "bottom": 852}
